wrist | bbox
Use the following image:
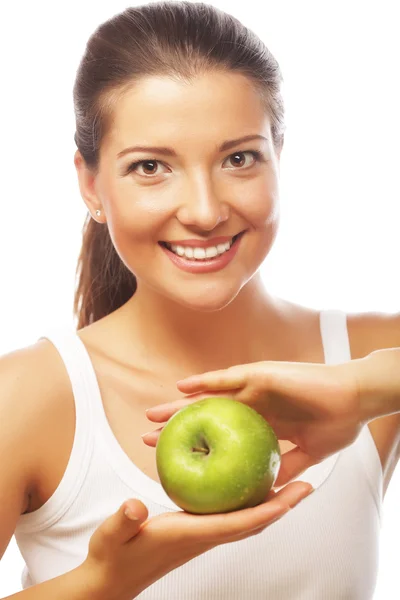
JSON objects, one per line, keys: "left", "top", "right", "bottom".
{"left": 77, "top": 560, "right": 130, "bottom": 600}
{"left": 79, "top": 557, "right": 142, "bottom": 600}
{"left": 355, "top": 347, "right": 400, "bottom": 424}
{"left": 73, "top": 562, "right": 111, "bottom": 600}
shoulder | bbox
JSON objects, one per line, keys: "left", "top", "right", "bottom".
{"left": 0, "top": 337, "right": 73, "bottom": 417}
{"left": 346, "top": 310, "right": 400, "bottom": 497}
{"left": 346, "top": 310, "right": 400, "bottom": 358}
{"left": 0, "top": 338, "right": 75, "bottom": 514}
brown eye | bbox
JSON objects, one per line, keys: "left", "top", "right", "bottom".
{"left": 224, "top": 150, "right": 263, "bottom": 170}
{"left": 126, "top": 159, "right": 166, "bottom": 176}
{"left": 140, "top": 161, "right": 159, "bottom": 175}
{"left": 230, "top": 153, "right": 247, "bottom": 167}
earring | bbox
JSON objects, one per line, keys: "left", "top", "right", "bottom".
{"left": 95, "top": 209, "right": 101, "bottom": 217}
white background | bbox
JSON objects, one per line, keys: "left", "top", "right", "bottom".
{"left": 0, "top": 0, "right": 399, "bottom": 597}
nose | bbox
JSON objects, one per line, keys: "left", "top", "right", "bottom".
{"left": 176, "top": 176, "right": 229, "bottom": 231}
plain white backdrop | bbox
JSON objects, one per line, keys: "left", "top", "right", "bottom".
{"left": 0, "top": 0, "right": 399, "bottom": 597}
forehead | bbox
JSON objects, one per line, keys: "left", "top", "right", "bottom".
{"left": 106, "top": 71, "right": 271, "bottom": 150}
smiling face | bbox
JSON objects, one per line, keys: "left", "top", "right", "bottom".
{"left": 77, "top": 70, "right": 283, "bottom": 312}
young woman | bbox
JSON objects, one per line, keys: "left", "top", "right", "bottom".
{"left": 1, "top": 2, "right": 399, "bottom": 599}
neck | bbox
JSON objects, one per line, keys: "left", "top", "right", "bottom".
{"left": 114, "top": 273, "right": 290, "bottom": 379}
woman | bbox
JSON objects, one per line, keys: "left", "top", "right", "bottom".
{"left": 1, "top": 2, "right": 399, "bottom": 599}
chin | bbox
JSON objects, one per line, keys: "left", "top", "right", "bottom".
{"left": 168, "top": 281, "right": 244, "bottom": 313}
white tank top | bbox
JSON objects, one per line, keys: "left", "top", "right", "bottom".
{"left": 14, "top": 310, "right": 383, "bottom": 599}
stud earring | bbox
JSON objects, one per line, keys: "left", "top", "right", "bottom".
{"left": 95, "top": 209, "right": 101, "bottom": 217}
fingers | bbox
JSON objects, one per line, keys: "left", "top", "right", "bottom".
{"left": 141, "top": 426, "right": 163, "bottom": 447}
{"left": 273, "top": 447, "right": 321, "bottom": 488}
{"left": 225, "top": 508, "right": 289, "bottom": 544}
{"left": 145, "top": 399, "right": 195, "bottom": 423}
{"left": 143, "top": 392, "right": 240, "bottom": 445}
{"left": 94, "top": 500, "right": 149, "bottom": 550}
{"left": 176, "top": 368, "right": 245, "bottom": 394}
{"left": 145, "top": 392, "right": 239, "bottom": 424}
{"left": 177, "top": 367, "right": 249, "bottom": 394}
{"left": 188, "top": 481, "right": 314, "bottom": 544}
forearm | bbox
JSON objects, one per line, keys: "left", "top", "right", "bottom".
{"left": 2, "top": 563, "right": 112, "bottom": 600}
{"left": 355, "top": 347, "right": 400, "bottom": 424}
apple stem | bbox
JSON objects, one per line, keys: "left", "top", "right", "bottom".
{"left": 192, "top": 446, "right": 209, "bottom": 454}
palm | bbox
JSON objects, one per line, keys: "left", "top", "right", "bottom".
{"left": 137, "top": 480, "right": 311, "bottom": 547}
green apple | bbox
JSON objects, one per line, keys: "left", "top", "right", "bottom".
{"left": 156, "top": 396, "right": 281, "bottom": 514}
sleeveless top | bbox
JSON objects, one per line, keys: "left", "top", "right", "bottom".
{"left": 14, "top": 310, "right": 383, "bottom": 599}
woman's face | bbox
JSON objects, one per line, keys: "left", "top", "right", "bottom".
{"left": 80, "top": 70, "right": 283, "bottom": 311}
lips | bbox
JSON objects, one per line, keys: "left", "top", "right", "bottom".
{"left": 159, "top": 231, "right": 243, "bottom": 249}
{"left": 159, "top": 229, "right": 245, "bottom": 274}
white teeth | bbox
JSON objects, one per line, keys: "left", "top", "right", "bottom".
{"left": 205, "top": 246, "right": 218, "bottom": 258}
{"left": 184, "top": 247, "right": 194, "bottom": 259}
{"left": 168, "top": 238, "right": 234, "bottom": 260}
{"left": 193, "top": 247, "right": 206, "bottom": 259}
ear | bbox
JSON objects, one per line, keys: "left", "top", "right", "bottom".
{"left": 74, "top": 150, "right": 105, "bottom": 223}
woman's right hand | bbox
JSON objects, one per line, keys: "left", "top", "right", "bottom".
{"left": 82, "top": 481, "right": 313, "bottom": 600}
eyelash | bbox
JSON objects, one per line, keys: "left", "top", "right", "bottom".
{"left": 125, "top": 150, "right": 265, "bottom": 177}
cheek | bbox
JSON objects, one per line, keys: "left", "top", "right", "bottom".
{"left": 107, "top": 195, "right": 170, "bottom": 245}
{"left": 237, "top": 173, "right": 280, "bottom": 228}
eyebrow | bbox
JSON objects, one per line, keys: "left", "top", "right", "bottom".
{"left": 116, "top": 134, "right": 268, "bottom": 159}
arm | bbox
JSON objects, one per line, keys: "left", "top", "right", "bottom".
{"left": 356, "top": 347, "right": 400, "bottom": 423}
{"left": 0, "top": 344, "right": 119, "bottom": 600}
{"left": 2, "top": 564, "right": 107, "bottom": 600}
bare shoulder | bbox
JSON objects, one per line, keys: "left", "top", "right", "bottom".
{"left": 0, "top": 338, "right": 75, "bottom": 514}
{"left": 346, "top": 310, "right": 400, "bottom": 357}
{"left": 347, "top": 310, "right": 400, "bottom": 497}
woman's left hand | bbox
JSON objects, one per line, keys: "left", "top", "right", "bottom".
{"left": 143, "top": 358, "right": 366, "bottom": 487}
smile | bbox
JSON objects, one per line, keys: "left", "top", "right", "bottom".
{"left": 161, "top": 233, "right": 241, "bottom": 261}
{"left": 158, "top": 231, "right": 245, "bottom": 274}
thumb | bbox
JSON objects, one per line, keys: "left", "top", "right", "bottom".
{"left": 273, "top": 447, "right": 321, "bottom": 488}
{"left": 94, "top": 499, "right": 149, "bottom": 550}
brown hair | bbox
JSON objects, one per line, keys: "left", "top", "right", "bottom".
{"left": 73, "top": 1, "right": 286, "bottom": 330}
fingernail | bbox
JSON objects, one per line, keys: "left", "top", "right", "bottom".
{"left": 298, "top": 486, "right": 315, "bottom": 505}
{"left": 287, "top": 486, "right": 314, "bottom": 509}
{"left": 124, "top": 507, "right": 139, "bottom": 521}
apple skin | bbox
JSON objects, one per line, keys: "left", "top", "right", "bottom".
{"left": 155, "top": 397, "right": 281, "bottom": 514}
